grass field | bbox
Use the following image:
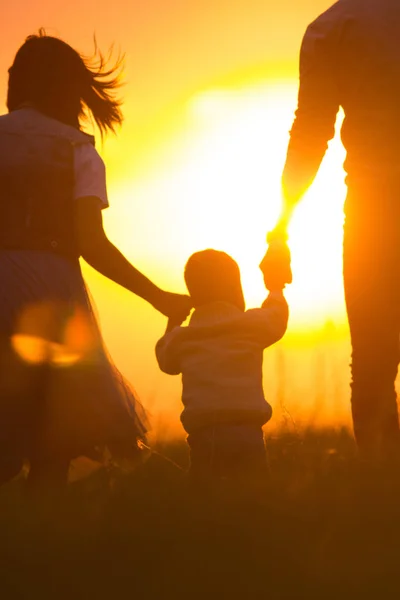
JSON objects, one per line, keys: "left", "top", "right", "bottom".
{"left": 1, "top": 428, "right": 400, "bottom": 600}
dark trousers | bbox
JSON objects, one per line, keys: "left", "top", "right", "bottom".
{"left": 343, "top": 179, "right": 400, "bottom": 457}
{"left": 187, "top": 423, "right": 267, "bottom": 481}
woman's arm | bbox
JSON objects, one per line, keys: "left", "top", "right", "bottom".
{"left": 76, "top": 197, "right": 192, "bottom": 320}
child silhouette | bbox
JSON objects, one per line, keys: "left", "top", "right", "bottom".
{"left": 156, "top": 246, "right": 290, "bottom": 482}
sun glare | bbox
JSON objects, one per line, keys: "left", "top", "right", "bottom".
{"left": 11, "top": 302, "right": 97, "bottom": 366}
{"left": 85, "top": 80, "right": 354, "bottom": 429}
{"left": 108, "top": 81, "right": 347, "bottom": 331}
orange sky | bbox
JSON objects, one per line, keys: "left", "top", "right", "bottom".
{"left": 1, "top": 1, "right": 333, "bottom": 168}
{"left": 2, "top": 2, "right": 353, "bottom": 434}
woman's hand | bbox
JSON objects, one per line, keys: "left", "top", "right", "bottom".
{"left": 154, "top": 291, "right": 193, "bottom": 322}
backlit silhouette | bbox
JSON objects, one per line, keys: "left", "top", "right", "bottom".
{"left": 270, "top": 0, "right": 400, "bottom": 460}
{"left": 156, "top": 247, "right": 289, "bottom": 481}
{"left": 0, "top": 31, "right": 191, "bottom": 490}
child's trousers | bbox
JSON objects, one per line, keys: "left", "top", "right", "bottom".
{"left": 187, "top": 423, "right": 267, "bottom": 481}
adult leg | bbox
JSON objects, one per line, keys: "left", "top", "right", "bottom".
{"left": 0, "top": 448, "right": 24, "bottom": 486}
{"left": 343, "top": 183, "right": 400, "bottom": 459}
{"left": 26, "top": 363, "right": 71, "bottom": 492}
{"left": 0, "top": 338, "right": 30, "bottom": 486}
{"left": 27, "top": 456, "right": 70, "bottom": 491}
{"left": 0, "top": 341, "right": 70, "bottom": 492}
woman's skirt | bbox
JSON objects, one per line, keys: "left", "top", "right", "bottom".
{"left": 0, "top": 250, "right": 148, "bottom": 466}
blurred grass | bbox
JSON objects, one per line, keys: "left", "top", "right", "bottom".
{"left": 1, "top": 428, "right": 400, "bottom": 599}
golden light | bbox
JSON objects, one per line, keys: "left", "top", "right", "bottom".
{"left": 11, "top": 302, "right": 97, "bottom": 366}
{"left": 107, "top": 82, "right": 347, "bottom": 331}
{"left": 94, "top": 80, "right": 353, "bottom": 430}
{"left": 11, "top": 334, "right": 53, "bottom": 365}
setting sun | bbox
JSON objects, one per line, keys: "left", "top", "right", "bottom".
{"left": 107, "top": 82, "right": 347, "bottom": 328}
{"left": 0, "top": 0, "right": 353, "bottom": 432}
{"left": 3, "top": 2, "right": 400, "bottom": 593}
{"left": 96, "top": 82, "right": 351, "bottom": 431}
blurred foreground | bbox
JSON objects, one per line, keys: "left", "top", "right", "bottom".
{"left": 1, "top": 428, "right": 400, "bottom": 599}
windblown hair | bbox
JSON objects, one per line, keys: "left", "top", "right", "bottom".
{"left": 7, "top": 30, "right": 123, "bottom": 136}
{"left": 184, "top": 249, "right": 246, "bottom": 311}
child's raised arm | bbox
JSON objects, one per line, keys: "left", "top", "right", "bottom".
{"left": 239, "top": 240, "right": 292, "bottom": 349}
{"left": 165, "top": 316, "right": 185, "bottom": 334}
{"left": 244, "top": 291, "right": 289, "bottom": 349}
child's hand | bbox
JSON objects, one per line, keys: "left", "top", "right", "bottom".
{"left": 259, "top": 240, "right": 292, "bottom": 291}
{"left": 165, "top": 316, "right": 185, "bottom": 332}
{"left": 156, "top": 291, "right": 192, "bottom": 322}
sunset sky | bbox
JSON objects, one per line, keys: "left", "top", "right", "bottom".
{"left": 2, "top": 1, "right": 352, "bottom": 433}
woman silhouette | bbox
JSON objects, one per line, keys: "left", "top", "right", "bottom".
{"left": 0, "top": 32, "right": 191, "bottom": 489}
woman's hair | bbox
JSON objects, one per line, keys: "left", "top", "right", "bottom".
{"left": 7, "top": 30, "right": 123, "bottom": 136}
{"left": 184, "top": 249, "right": 245, "bottom": 311}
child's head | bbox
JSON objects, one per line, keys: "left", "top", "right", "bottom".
{"left": 7, "top": 30, "right": 123, "bottom": 136}
{"left": 184, "top": 249, "right": 245, "bottom": 311}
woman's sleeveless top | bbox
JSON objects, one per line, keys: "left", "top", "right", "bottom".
{"left": 0, "top": 108, "right": 95, "bottom": 260}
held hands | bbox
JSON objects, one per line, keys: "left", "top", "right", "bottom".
{"left": 155, "top": 291, "right": 193, "bottom": 324}
{"left": 259, "top": 201, "right": 293, "bottom": 291}
{"left": 259, "top": 237, "right": 292, "bottom": 292}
